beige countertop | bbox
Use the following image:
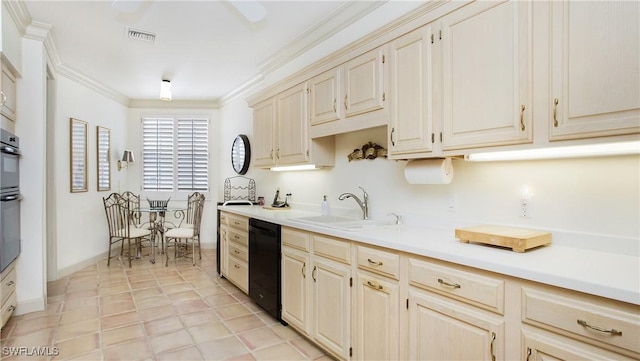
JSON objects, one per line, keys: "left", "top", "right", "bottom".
{"left": 218, "top": 205, "right": 640, "bottom": 305}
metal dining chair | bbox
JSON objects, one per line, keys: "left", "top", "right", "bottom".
{"left": 164, "top": 193, "right": 205, "bottom": 266}
{"left": 103, "top": 192, "right": 152, "bottom": 267}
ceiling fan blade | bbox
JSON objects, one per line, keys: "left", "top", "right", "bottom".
{"left": 228, "top": 0, "right": 267, "bottom": 23}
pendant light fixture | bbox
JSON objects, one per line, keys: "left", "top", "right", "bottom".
{"left": 160, "top": 79, "right": 172, "bottom": 101}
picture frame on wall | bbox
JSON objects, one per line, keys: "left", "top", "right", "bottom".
{"left": 97, "top": 126, "right": 111, "bottom": 191}
{"left": 70, "top": 118, "right": 88, "bottom": 193}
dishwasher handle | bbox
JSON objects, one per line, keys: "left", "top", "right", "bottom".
{"left": 249, "top": 224, "right": 278, "bottom": 238}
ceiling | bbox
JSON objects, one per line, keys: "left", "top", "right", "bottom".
{"left": 20, "top": 0, "right": 388, "bottom": 104}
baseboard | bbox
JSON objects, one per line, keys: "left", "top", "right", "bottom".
{"left": 14, "top": 296, "right": 46, "bottom": 316}
{"left": 57, "top": 251, "right": 109, "bottom": 279}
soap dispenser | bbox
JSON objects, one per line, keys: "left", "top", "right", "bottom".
{"left": 321, "top": 195, "right": 330, "bottom": 216}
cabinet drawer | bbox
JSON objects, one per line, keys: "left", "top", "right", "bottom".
{"left": 227, "top": 258, "right": 248, "bottom": 294}
{"left": 227, "top": 214, "right": 248, "bottom": 231}
{"left": 1, "top": 291, "right": 16, "bottom": 328}
{"left": 357, "top": 245, "right": 400, "bottom": 280}
{"left": 1, "top": 266, "right": 16, "bottom": 306}
{"left": 228, "top": 242, "right": 248, "bottom": 263}
{"left": 313, "top": 234, "right": 351, "bottom": 264}
{"left": 522, "top": 287, "right": 640, "bottom": 354}
{"left": 408, "top": 258, "right": 504, "bottom": 314}
{"left": 228, "top": 229, "right": 248, "bottom": 247}
{"left": 282, "top": 227, "right": 310, "bottom": 252}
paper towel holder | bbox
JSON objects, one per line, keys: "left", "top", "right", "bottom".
{"left": 404, "top": 157, "right": 454, "bottom": 184}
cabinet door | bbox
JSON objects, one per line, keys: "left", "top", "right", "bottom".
{"left": 252, "top": 98, "right": 276, "bottom": 167}
{"left": 281, "top": 247, "right": 311, "bottom": 335}
{"left": 310, "top": 68, "right": 341, "bottom": 126}
{"left": 312, "top": 257, "right": 351, "bottom": 359}
{"left": 408, "top": 289, "right": 504, "bottom": 361}
{"left": 522, "top": 329, "right": 637, "bottom": 361}
{"left": 389, "top": 25, "right": 435, "bottom": 158}
{"left": 441, "top": 0, "right": 532, "bottom": 149}
{"left": 1, "top": 64, "right": 17, "bottom": 121}
{"left": 219, "top": 224, "right": 228, "bottom": 276}
{"left": 344, "top": 47, "right": 386, "bottom": 118}
{"left": 550, "top": 1, "right": 640, "bottom": 140}
{"left": 355, "top": 272, "right": 399, "bottom": 361}
{"left": 277, "top": 82, "right": 309, "bottom": 165}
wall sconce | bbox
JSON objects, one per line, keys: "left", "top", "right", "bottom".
{"left": 117, "top": 150, "right": 135, "bottom": 171}
{"left": 160, "top": 79, "right": 172, "bottom": 101}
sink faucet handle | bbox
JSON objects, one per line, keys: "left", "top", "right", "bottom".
{"left": 358, "top": 186, "right": 368, "bottom": 199}
{"left": 387, "top": 212, "right": 402, "bottom": 225}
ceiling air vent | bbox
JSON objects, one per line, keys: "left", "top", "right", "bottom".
{"left": 127, "top": 28, "right": 156, "bottom": 43}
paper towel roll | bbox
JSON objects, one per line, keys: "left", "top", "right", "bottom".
{"left": 404, "top": 158, "right": 453, "bottom": 184}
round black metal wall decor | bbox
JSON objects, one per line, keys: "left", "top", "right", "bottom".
{"left": 231, "top": 134, "right": 251, "bottom": 175}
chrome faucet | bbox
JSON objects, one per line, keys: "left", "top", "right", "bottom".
{"left": 338, "top": 186, "right": 369, "bottom": 220}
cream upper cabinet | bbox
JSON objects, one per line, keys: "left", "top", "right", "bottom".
{"left": 549, "top": 1, "right": 640, "bottom": 140}
{"left": 277, "top": 82, "right": 309, "bottom": 165}
{"left": 309, "top": 67, "right": 341, "bottom": 126}
{"left": 1, "top": 61, "right": 17, "bottom": 122}
{"left": 309, "top": 46, "right": 388, "bottom": 138}
{"left": 388, "top": 25, "right": 435, "bottom": 159}
{"left": 441, "top": 0, "right": 532, "bottom": 150}
{"left": 344, "top": 47, "right": 386, "bottom": 118}
{"left": 252, "top": 98, "right": 276, "bottom": 167}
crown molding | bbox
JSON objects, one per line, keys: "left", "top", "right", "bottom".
{"left": 257, "top": 1, "right": 387, "bottom": 76}
{"left": 3, "top": 0, "right": 31, "bottom": 35}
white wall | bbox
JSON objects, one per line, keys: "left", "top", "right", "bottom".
{"left": 14, "top": 37, "right": 47, "bottom": 314}
{"left": 53, "top": 76, "right": 129, "bottom": 275}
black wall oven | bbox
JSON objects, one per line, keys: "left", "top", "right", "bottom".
{"left": 1, "top": 129, "right": 21, "bottom": 272}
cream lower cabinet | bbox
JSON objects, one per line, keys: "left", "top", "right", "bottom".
{"left": 549, "top": 1, "right": 640, "bottom": 140}
{"left": 312, "top": 256, "right": 351, "bottom": 359}
{"left": 1, "top": 261, "right": 17, "bottom": 328}
{"left": 522, "top": 329, "right": 637, "bottom": 361}
{"left": 355, "top": 272, "right": 399, "bottom": 361}
{"left": 408, "top": 290, "right": 504, "bottom": 360}
{"left": 281, "top": 246, "right": 311, "bottom": 334}
{"left": 407, "top": 256, "right": 505, "bottom": 360}
{"left": 281, "top": 228, "right": 351, "bottom": 360}
{"left": 220, "top": 212, "right": 249, "bottom": 294}
{"left": 278, "top": 225, "right": 639, "bottom": 360}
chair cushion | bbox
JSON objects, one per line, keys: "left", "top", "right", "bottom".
{"left": 115, "top": 227, "right": 151, "bottom": 238}
{"left": 166, "top": 227, "right": 195, "bottom": 238}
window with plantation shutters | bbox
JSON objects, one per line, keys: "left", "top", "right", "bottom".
{"left": 141, "top": 116, "right": 209, "bottom": 192}
{"left": 177, "top": 118, "right": 208, "bottom": 191}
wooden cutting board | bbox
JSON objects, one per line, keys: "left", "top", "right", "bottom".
{"left": 262, "top": 205, "right": 291, "bottom": 210}
{"left": 455, "top": 225, "right": 551, "bottom": 252}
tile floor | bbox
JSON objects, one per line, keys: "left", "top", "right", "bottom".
{"left": 1, "top": 249, "right": 330, "bottom": 361}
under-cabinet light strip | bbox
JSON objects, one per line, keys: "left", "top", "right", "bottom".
{"left": 465, "top": 141, "right": 640, "bottom": 162}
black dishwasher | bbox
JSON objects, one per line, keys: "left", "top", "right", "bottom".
{"left": 248, "top": 218, "right": 282, "bottom": 321}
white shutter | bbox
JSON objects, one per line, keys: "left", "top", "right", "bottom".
{"left": 142, "top": 117, "right": 174, "bottom": 191}
{"left": 177, "top": 118, "right": 209, "bottom": 191}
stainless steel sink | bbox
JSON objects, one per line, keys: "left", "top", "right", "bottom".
{"left": 292, "top": 215, "right": 393, "bottom": 231}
